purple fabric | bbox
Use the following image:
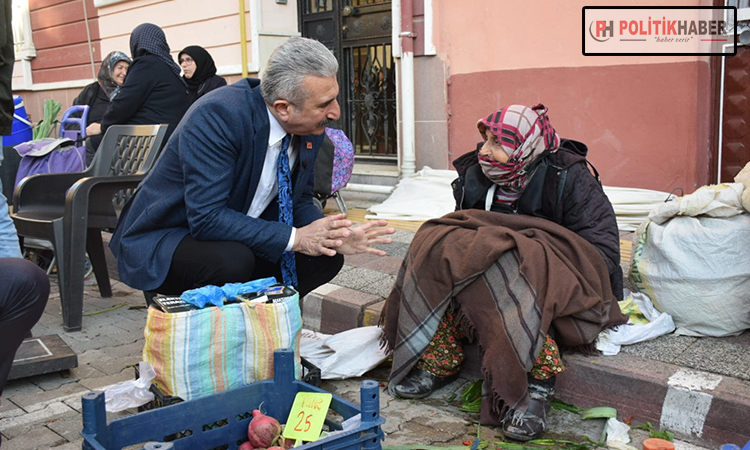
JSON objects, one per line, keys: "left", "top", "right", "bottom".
{"left": 14, "top": 142, "right": 86, "bottom": 189}
{"left": 324, "top": 128, "right": 354, "bottom": 193}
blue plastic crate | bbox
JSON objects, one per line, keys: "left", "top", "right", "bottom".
{"left": 81, "top": 349, "right": 385, "bottom": 450}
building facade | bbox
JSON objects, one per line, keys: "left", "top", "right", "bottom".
{"left": 10, "top": 0, "right": 747, "bottom": 194}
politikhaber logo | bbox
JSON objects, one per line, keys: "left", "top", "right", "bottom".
{"left": 583, "top": 6, "right": 737, "bottom": 56}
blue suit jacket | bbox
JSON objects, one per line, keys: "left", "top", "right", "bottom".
{"left": 109, "top": 78, "right": 325, "bottom": 291}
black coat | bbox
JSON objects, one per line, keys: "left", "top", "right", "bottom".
{"left": 73, "top": 82, "right": 110, "bottom": 124}
{"left": 453, "top": 139, "right": 623, "bottom": 300}
{"left": 101, "top": 54, "right": 189, "bottom": 145}
{"left": 185, "top": 74, "right": 227, "bottom": 107}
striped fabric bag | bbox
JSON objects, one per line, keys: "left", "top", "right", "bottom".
{"left": 142, "top": 294, "right": 302, "bottom": 401}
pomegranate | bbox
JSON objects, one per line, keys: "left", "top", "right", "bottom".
{"left": 247, "top": 409, "right": 282, "bottom": 448}
{"left": 238, "top": 442, "right": 255, "bottom": 450}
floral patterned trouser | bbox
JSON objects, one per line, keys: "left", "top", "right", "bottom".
{"left": 416, "top": 307, "right": 567, "bottom": 380}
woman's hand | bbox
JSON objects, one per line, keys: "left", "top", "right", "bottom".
{"left": 336, "top": 220, "right": 396, "bottom": 256}
{"left": 86, "top": 123, "right": 102, "bottom": 136}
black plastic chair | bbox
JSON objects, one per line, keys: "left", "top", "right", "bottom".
{"left": 11, "top": 124, "right": 169, "bottom": 331}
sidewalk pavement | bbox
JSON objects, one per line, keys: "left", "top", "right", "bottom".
{"left": 0, "top": 209, "right": 747, "bottom": 449}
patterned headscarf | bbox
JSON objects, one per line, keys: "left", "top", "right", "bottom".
{"left": 129, "top": 23, "right": 185, "bottom": 85}
{"left": 477, "top": 104, "right": 560, "bottom": 203}
{"left": 98, "top": 51, "right": 131, "bottom": 101}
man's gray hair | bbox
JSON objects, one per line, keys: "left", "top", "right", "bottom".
{"left": 261, "top": 37, "right": 338, "bottom": 107}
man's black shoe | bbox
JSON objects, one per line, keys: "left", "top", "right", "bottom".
{"left": 393, "top": 368, "right": 459, "bottom": 399}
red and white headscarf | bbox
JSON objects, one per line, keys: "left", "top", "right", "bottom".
{"left": 477, "top": 104, "right": 560, "bottom": 203}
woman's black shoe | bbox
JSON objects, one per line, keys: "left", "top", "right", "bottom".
{"left": 501, "top": 377, "right": 556, "bottom": 441}
{"left": 393, "top": 368, "right": 459, "bottom": 399}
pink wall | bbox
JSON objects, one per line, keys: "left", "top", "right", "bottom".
{"left": 447, "top": 62, "right": 712, "bottom": 193}
{"left": 431, "top": 0, "right": 714, "bottom": 192}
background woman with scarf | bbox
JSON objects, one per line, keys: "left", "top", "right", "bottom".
{"left": 73, "top": 51, "right": 131, "bottom": 164}
{"left": 178, "top": 45, "right": 226, "bottom": 107}
{"left": 86, "top": 23, "right": 189, "bottom": 149}
{"left": 381, "top": 104, "right": 626, "bottom": 442}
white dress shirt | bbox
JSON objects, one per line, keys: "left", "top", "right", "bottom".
{"left": 246, "top": 108, "right": 298, "bottom": 251}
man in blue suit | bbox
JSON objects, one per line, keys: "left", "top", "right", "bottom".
{"left": 109, "top": 37, "right": 394, "bottom": 299}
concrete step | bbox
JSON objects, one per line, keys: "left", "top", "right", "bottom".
{"left": 349, "top": 162, "right": 400, "bottom": 186}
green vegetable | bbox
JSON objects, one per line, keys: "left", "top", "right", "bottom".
{"left": 32, "top": 99, "right": 62, "bottom": 140}
{"left": 551, "top": 398, "right": 583, "bottom": 414}
{"left": 631, "top": 422, "right": 674, "bottom": 441}
{"left": 460, "top": 379, "right": 483, "bottom": 413}
{"left": 579, "top": 406, "right": 617, "bottom": 420}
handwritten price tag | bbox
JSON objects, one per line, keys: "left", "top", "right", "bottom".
{"left": 282, "top": 392, "right": 333, "bottom": 443}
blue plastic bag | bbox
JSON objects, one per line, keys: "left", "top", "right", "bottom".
{"left": 181, "top": 277, "right": 278, "bottom": 308}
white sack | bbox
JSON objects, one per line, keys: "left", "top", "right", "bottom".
{"left": 630, "top": 205, "right": 750, "bottom": 337}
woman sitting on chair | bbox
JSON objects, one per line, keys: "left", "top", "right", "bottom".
{"left": 73, "top": 51, "right": 131, "bottom": 164}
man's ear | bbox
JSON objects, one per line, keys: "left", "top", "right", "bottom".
{"left": 272, "top": 100, "right": 293, "bottom": 122}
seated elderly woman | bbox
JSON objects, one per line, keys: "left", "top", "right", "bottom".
{"left": 73, "top": 51, "right": 131, "bottom": 164}
{"left": 380, "top": 104, "right": 627, "bottom": 441}
{"left": 86, "top": 23, "right": 189, "bottom": 148}
{"left": 178, "top": 45, "right": 227, "bottom": 107}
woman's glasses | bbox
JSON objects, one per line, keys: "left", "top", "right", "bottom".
{"left": 179, "top": 56, "right": 194, "bottom": 65}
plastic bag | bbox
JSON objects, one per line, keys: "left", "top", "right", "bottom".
{"left": 103, "top": 361, "right": 155, "bottom": 412}
{"left": 648, "top": 183, "right": 745, "bottom": 225}
{"left": 630, "top": 206, "right": 750, "bottom": 337}
{"left": 605, "top": 417, "right": 639, "bottom": 450}
{"left": 300, "top": 327, "right": 389, "bottom": 380}
{"left": 596, "top": 291, "right": 675, "bottom": 356}
{"left": 181, "top": 277, "right": 277, "bottom": 308}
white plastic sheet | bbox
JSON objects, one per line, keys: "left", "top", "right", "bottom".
{"left": 300, "top": 327, "right": 389, "bottom": 380}
{"left": 596, "top": 291, "right": 675, "bottom": 356}
{"left": 602, "top": 186, "right": 676, "bottom": 231}
{"left": 365, "top": 167, "right": 458, "bottom": 221}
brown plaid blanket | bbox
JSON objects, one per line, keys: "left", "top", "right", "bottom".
{"left": 380, "top": 209, "right": 627, "bottom": 425}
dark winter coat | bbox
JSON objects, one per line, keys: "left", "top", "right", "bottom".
{"left": 452, "top": 139, "right": 623, "bottom": 299}
{"left": 100, "top": 54, "right": 189, "bottom": 146}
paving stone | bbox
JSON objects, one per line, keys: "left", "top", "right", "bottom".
{"left": 330, "top": 267, "right": 390, "bottom": 290}
{"left": 390, "top": 229, "right": 416, "bottom": 244}
{"left": 0, "top": 424, "right": 67, "bottom": 449}
{"left": 1, "top": 378, "right": 44, "bottom": 399}
{"left": 678, "top": 338, "right": 750, "bottom": 380}
{"left": 104, "top": 340, "right": 146, "bottom": 360}
{"left": 362, "top": 255, "right": 403, "bottom": 275}
{"left": 358, "top": 275, "right": 396, "bottom": 299}
{"left": 90, "top": 357, "right": 137, "bottom": 377}
{"left": 45, "top": 414, "right": 83, "bottom": 443}
{"left": 49, "top": 440, "right": 84, "bottom": 450}
{"left": 77, "top": 368, "right": 133, "bottom": 391}
{"left": 0, "top": 400, "right": 24, "bottom": 420}
{"left": 0, "top": 402, "right": 76, "bottom": 438}
{"left": 67, "top": 363, "right": 106, "bottom": 381}
{"left": 363, "top": 300, "right": 385, "bottom": 327}
{"left": 318, "top": 287, "right": 380, "bottom": 333}
{"left": 343, "top": 252, "right": 382, "bottom": 267}
{"left": 620, "top": 333, "right": 697, "bottom": 364}
{"left": 8, "top": 382, "right": 88, "bottom": 411}
{"left": 24, "top": 370, "right": 77, "bottom": 391}
{"left": 111, "top": 314, "right": 148, "bottom": 334}
{"left": 302, "top": 285, "right": 330, "bottom": 332}
{"left": 373, "top": 241, "right": 409, "bottom": 258}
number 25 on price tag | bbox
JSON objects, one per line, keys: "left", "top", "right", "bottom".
{"left": 283, "top": 392, "right": 333, "bottom": 443}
